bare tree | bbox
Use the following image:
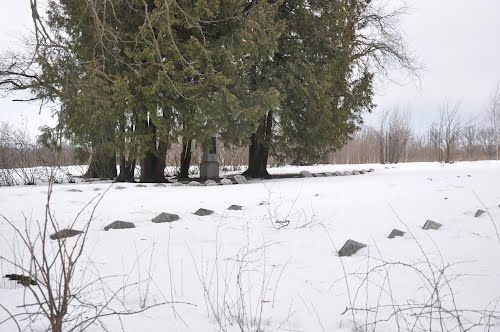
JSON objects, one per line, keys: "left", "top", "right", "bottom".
{"left": 487, "top": 83, "right": 500, "bottom": 160}
{"left": 377, "top": 109, "right": 412, "bottom": 164}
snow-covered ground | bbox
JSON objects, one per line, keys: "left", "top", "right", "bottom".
{"left": 0, "top": 161, "right": 499, "bottom": 332}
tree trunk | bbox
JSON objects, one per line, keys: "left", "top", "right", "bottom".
{"left": 85, "top": 147, "right": 117, "bottom": 179}
{"left": 179, "top": 139, "right": 192, "bottom": 179}
{"left": 140, "top": 151, "right": 166, "bottom": 182}
{"left": 243, "top": 111, "right": 273, "bottom": 178}
{"left": 116, "top": 155, "right": 136, "bottom": 182}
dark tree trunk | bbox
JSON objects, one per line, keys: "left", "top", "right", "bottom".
{"left": 139, "top": 119, "right": 168, "bottom": 183}
{"left": 140, "top": 151, "right": 166, "bottom": 182}
{"left": 179, "top": 138, "right": 192, "bottom": 179}
{"left": 243, "top": 110, "right": 273, "bottom": 178}
{"left": 116, "top": 156, "right": 136, "bottom": 182}
{"left": 85, "top": 148, "right": 117, "bottom": 179}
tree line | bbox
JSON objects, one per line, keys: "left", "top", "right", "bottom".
{"left": 0, "top": 0, "right": 414, "bottom": 181}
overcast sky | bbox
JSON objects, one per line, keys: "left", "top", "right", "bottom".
{"left": 1, "top": 0, "right": 500, "bottom": 135}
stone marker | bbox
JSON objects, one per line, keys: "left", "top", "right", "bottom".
{"left": 172, "top": 182, "right": 184, "bottom": 186}
{"left": 153, "top": 183, "right": 166, "bottom": 187}
{"left": 194, "top": 208, "right": 214, "bottom": 216}
{"left": 343, "top": 171, "right": 352, "bottom": 176}
{"left": 152, "top": 212, "right": 180, "bottom": 223}
{"left": 388, "top": 229, "right": 405, "bottom": 239}
{"left": 200, "top": 134, "right": 219, "bottom": 180}
{"left": 93, "top": 188, "right": 101, "bottom": 191}
{"left": 334, "top": 171, "right": 343, "bottom": 176}
{"left": 359, "top": 169, "right": 367, "bottom": 174}
{"left": 368, "top": 168, "right": 375, "bottom": 172}
{"left": 205, "top": 179, "right": 217, "bottom": 186}
{"left": 474, "top": 209, "right": 486, "bottom": 218}
{"left": 422, "top": 220, "right": 442, "bottom": 230}
{"left": 115, "top": 186, "right": 126, "bottom": 190}
{"left": 104, "top": 220, "right": 135, "bottom": 231}
{"left": 325, "top": 172, "right": 334, "bottom": 176}
{"left": 136, "top": 184, "right": 147, "bottom": 188}
{"left": 221, "top": 178, "right": 233, "bottom": 185}
{"left": 300, "top": 170, "right": 313, "bottom": 178}
{"left": 189, "top": 181, "right": 202, "bottom": 186}
{"left": 338, "top": 240, "right": 367, "bottom": 257}
{"left": 228, "top": 205, "right": 243, "bottom": 211}
{"left": 50, "top": 229, "right": 84, "bottom": 240}
{"left": 67, "top": 189, "right": 83, "bottom": 192}
{"left": 259, "top": 201, "right": 269, "bottom": 206}
{"left": 352, "top": 170, "right": 360, "bottom": 175}
{"left": 234, "top": 175, "right": 248, "bottom": 184}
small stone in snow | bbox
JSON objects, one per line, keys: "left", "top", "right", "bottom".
{"left": 152, "top": 212, "right": 180, "bottom": 223}
{"left": 50, "top": 229, "right": 84, "bottom": 240}
{"left": 194, "top": 208, "right": 214, "bottom": 216}
{"left": 422, "top": 220, "right": 442, "bottom": 231}
{"left": 189, "top": 181, "right": 202, "bottom": 186}
{"left": 104, "top": 220, "right": 135, "bottom": 231}
{"left": 115, "top": 186, "right": 126, "bottom": 190}
{"left": 172, "top": 182, "right": 184, "bottom": 186}
{"left": 153, "top": 183, "right": 166, "bottom": 187}
{"left": 325, "top": 172, "right": 334, "bottom": 176}
{"left": 388, "top": 229, "right": 405, "bottom": 239}
{"left": 67, "top": 189, "right": 83, "bottom": 192}
{"left": 300, "top": 171, "right": 313, "bottom": 178}
{"left": 344, "top": 171, "right": 352, "bottom": 176}
{"left": 228, "top": 205, "right": 243, "bottom": 211}
{"left": 234, "top": 175, "right": 248, "bottom": 184}
{"left": 205, "top": 180, "right": 217, "bottom": 186}
{"left": 221, "top": 178, "right": 233, "bottom": 185}
{"left": 338, "top": 240, "right": 367, "bottom": 257}
{"left": 474, "top": 209, "right": 486, "bottom": 218}
{"left": 368, "top": 168, "right": 375, "bottom": 172}
{"left": 136, "top": 184, "right": 147, "bottom": 188}
{"left": 352, "top": 170, "right": 360, "bottom": 175}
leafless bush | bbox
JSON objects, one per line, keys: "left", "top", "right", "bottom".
{"left": 191, "top": 226, "right": 288, "bottom": 332}
{"left": 377, "top": 109, "right": 412, "bottom": 164}
{"left": 0, "top": 181, "right": 166, "bottom": 331}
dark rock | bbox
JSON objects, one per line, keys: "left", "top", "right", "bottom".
{"left": 152, "top": 212, "right": 180, "bottom": 223}
{"left": 359, "top": 169, "right": 367, "bottom": 174}
{"left": 324, "top": 172, "right": 334, "bottom": 176}
{"left": 153, "top": 183, "right": 166, "bottom": 187}
{"left": 115, "top": 186, "right": 126, "bottom": 190}
{"left": 338, "top": 240, "right": 367, "bottom": 257}
{"left": 221, "top": 178, "right": 233, "bottom": 185}
{"left": 50, "top": 229, "right": 84, "bottom": 240}
{"left": 388, "top": 229, "right": 405, "bottom": 239}
{"left": 422, "top": 220, "right": 442, "bottom": 230}
{"left": 343, "top": 171, "right": 352, "bottom": 176}
{"left": 228, "top": 205, "right": 243, "bottom": 211}
{"left": 136, "top": 184, "right": 147, "bottom": 188}
{"left": 368, "top": 168, "right": 375, "bottom": 172}
{"left": 104, "top": 220, "right": 135, "bottom": 231}
{"left": 194, "top": 208, "right": 214, "bottom": 216}
{"left": 352, "top": 170, "right": 360, "bottom": 175}
{"left": 474, "top": 209, "right": 486, "bottom": 218}
{"left": 67, "top": 189, "right": 83, "bottom": 192}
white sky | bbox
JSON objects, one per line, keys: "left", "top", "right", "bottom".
{"left": 0, "top": 1, "right": 500, "bottom": 135}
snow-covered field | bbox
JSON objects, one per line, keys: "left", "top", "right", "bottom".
{"left": 1, "top": 161, "right": 499, "bottom": 332}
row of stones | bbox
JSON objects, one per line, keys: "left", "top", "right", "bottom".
{"left": 339, "top": 208, "right": 489, "bottom": 257}
{"left": 49, "top": 205, "right": 244, "bottom": 239}
{"left": 300, "top": 168, "right": 375, "bottom": 178}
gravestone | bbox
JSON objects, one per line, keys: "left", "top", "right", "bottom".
{"left": 200, "top": 134, "right": 219, "bottom": 180}
{"left": 300, "top": 171, "right": 313, "bottom": 178}
{"left": 104, "top": 220, "right": 135, "bottom": 231}
{"left": 338, "top": 240, "right": 367, "bottom": 257}
{"left": 221, "top": 178, "right": 233, "bottom": 185}
{"left": 325, "top": 172, "right": 334, "bottom": 176}
{"left": 368, "top": 168, "right": 375, "bottom": 172}
{"left": 388, "top": 229, "right": 405, "bottom": 239}
{"left": 422, "top": 220, "right": 442, "bottom": 230}
{"left": 343, "top": 171, "right": 352, "bottom": 176}
{"left": 50, "top": 229, "right": 83, "bottom": 240}
{"left": 352, "top": 170, "right": 360, "bottom": 175}
{"left": 228, "top": 205, "right": 243, "bottom": 211}
{"left": 152, "top": 212, "right": 179, "bottom": 223}
{"left": 194, "top": 208, "right": 214, "bottom": 216}
{"left": 474, "top": 209, "right": 486, "bottom": 218}
{"left": 359, "top": 169, "right": 367, "bottom": 174}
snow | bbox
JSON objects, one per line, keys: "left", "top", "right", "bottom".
{"left": 0, "top": 161, "right": 499, "bottom": 331}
